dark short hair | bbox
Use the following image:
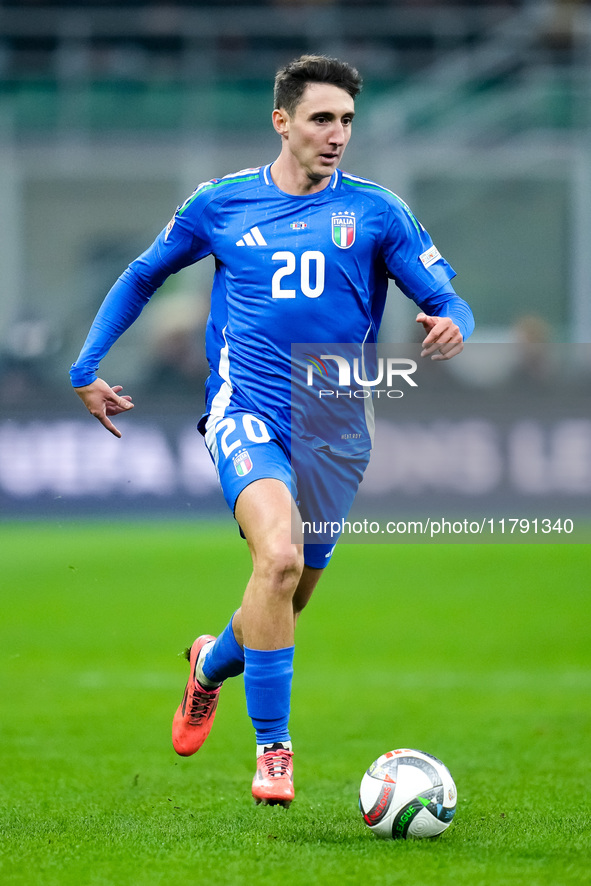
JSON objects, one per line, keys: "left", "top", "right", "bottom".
{"left": 274, "top": 54, "right": 362, "bottom": 116}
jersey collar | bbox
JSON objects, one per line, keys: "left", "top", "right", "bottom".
{"left": 262, "top": 164, "right": 341, "bottom": 194}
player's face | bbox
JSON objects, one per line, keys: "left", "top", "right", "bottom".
{"left": 278, "top": 82, "right": 355, "bottom": 183}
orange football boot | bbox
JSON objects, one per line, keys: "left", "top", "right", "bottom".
{"left": 172, "top": 635, "right": 220, "bottom": 756}
{"left": 252, "top": 743, "right": 294, "bottom": 807}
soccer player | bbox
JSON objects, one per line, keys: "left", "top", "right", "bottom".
{"left": 70, "top": 55, "right": 474, "bottom": 807}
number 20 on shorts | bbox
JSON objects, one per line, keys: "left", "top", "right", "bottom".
{"left": 217, "top": 414, "right": 271, "bottom": 458}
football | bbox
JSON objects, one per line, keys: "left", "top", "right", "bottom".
{"left": 359, "top": 748, "right": 457, "bottom": 839}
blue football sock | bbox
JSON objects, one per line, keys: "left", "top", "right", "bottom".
{"left": 244, "top": 646, "right": 294, "bottom": 746}
{"left": 201, "top": 616, "right": 245, "bottom": 683}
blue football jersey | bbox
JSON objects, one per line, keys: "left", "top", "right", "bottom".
{"left": 70, "top": 164, "right": 473, "bottom": 452}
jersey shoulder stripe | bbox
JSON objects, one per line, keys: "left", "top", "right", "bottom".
{"left": 341, "top": 172, "right": 421, "bottom": 232}
{"left": 177, "top": 167, "right": 262, "bottom": 217}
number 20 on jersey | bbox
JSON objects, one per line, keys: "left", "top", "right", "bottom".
{"left": 271, "top": 251, "right": 325, "bottom": 299}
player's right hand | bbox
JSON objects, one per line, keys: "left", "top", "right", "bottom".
{"left": 74, "top": 377, "right": 134, "bottom": 438}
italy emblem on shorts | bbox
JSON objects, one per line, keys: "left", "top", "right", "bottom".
{"left": 332, "top": 212, "right": 356, "bottom": 249}
{"left": 233, "top": 449, "right": 253, "bottom": 477}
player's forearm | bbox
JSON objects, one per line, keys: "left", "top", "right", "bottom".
{"left": 69, "top": 218, "right": 199, "bottom": 387}
{"left": 417, "top": 289, "right": 475, "bottom": 341}
{"left": 69, "top": 270, "right": 158, "bottom": 387}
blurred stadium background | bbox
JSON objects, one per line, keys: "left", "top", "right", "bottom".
{"left": 1, "top": 0, "right": 590, "bottom": 522}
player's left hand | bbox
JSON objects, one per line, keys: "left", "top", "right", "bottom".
{"left": 416, "top": 313, "right": 464, "bottom": 361}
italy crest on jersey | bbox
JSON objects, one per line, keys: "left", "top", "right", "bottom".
{"left": 332, "top": 212, "right": 356, "bottom": 249}
{"left": 233, "top": 449, "right": 253, "bottom": 477}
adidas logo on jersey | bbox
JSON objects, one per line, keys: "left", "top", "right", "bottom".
{"left": 236, "top": 226, "right": 267, "bottom": 247}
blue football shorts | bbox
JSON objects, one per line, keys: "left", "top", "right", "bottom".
{"left": 201, "top": 409, "right": 369, "bottom": 569}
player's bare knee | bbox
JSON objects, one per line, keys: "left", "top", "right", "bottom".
{"left": 254, "top": 541, "right": 304, "bottom": 598}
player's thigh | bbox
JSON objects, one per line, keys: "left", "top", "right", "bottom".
{"left": 234, "top": 476, "right": 302, "bottom": 558}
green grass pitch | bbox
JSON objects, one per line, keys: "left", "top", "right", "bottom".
{"left": 1, "top": 522, "right": 590, "bottom": 885}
